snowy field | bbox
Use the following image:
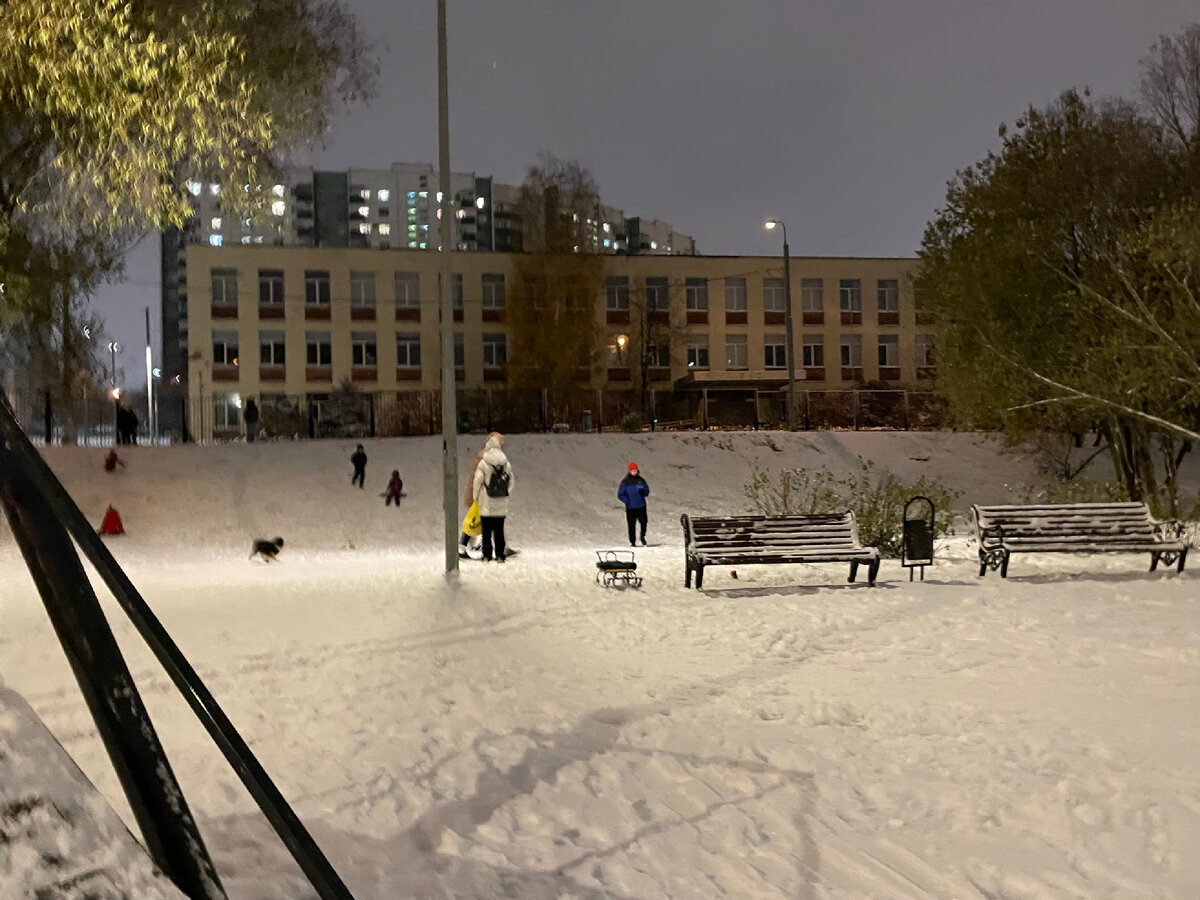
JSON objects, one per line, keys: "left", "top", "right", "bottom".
{"left": 1, "top": 431, "right": 1198, "bottom": 900}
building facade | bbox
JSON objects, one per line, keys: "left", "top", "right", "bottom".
{"left": 185, "top": 244, "right": 927, "bottom": 439}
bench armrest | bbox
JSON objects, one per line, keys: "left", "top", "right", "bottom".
{"left": 978, "top": 524, "right": 1005, "bottom": 549}
{"left": 1152, "top": 519, "right": 1185, "bottom": 543}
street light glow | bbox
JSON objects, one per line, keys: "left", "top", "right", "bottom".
{"left": 764, "top": 219, "right": 780, "bottom": 230}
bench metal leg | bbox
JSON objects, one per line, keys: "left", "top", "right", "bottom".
{"left": 1180, "top": 547, "right": 1189, "bottom": 573}
{"left": 867, "top": 558, "right": 879, "bottom": 586}
{"left": 1000, "top": 551, "right": 1009, "bottom": 578}
{"left": 695, "top": 565, "right": 704, "bottom": 590}
{"left": 848, "top": 561, "right": 859, "bottom": 583}
{"left": 1150, "top": 552, "right": 1159, "bottom": 572}
{"left": 685, "top": 563, "right": 692, "bottom": 589}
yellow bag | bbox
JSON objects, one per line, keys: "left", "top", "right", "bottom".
{"left": 461, "top": 500, "right": 482, "bottom": 538}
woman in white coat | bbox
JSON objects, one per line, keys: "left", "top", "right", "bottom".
{"left": 471, "top": 434, "right": 514, "bottom": 562}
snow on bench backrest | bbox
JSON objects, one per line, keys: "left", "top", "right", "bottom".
{"left": 972, "top": 502, "right": 1159, "bottom": 547}
{"left": 687, "top": 512, "right": 863, "bottom": 551}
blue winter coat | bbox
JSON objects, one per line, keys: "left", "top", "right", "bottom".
{"left": 618, "top": 474, "right": 650, "bottom": 510}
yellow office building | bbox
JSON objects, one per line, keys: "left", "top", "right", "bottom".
{"left": 185, "top": 245, "right": 928, "bottom": 439}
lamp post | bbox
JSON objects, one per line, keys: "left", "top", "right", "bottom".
{"left": 764, "top": 219, "right": 795, "bottom": 430}
{"left": 107, "top": 341, "right": 120, "bottom": 442}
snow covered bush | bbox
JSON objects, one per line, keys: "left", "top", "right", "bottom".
{"left": 745, "top": 459, "right": 961, "bottom": 556}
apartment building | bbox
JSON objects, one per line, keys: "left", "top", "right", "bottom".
{"left": 161, "top": 163, "right": 696, "bottom": 418}
{"left": 186, "top": 244, "right": 926, "bottom": 439}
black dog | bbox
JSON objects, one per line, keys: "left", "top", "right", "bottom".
{"left": 250, "top": 536, "right": 285, "bottom": 562}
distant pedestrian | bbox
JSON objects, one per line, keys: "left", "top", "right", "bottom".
{"left": 350, "top": 444, "right": 367, "bottom": 488}
{"left": 384, "top": 470, "right": 404, "bottom": 506}
{"left": 243, "top": 399, "right": 260, "bottom": 443}
{"left": 104, "top": 448, "right": 126, "bottom": 472}
{"left": 618, "top": 461, "right": 650, "bottom": 546}
{"left": 472, "top": 433, "right": 514, "bottom": 562}
{"left": 116, "top": 404, "right": 139, "bottom": 445}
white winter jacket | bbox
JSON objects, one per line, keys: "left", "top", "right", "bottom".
{"left": 472, "top": 444, "right": 514, "bottom": 517}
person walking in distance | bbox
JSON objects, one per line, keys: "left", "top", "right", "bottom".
{"left": 472, "top": 434, "right": 513, "bottom": 562}
{"left": 618, "top": 461, "right": 650, "bottom": 546}
{"left": 350, "top": 444, "right": 367, "bottom": 489}
{"left": 243, "top": 398, "right": 260, "bottom": 442}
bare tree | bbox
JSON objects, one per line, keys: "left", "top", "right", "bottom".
{"left": 1140, "top": 22, "right": 1200, "bottom": 151}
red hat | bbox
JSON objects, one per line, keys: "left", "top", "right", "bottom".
{"left": 628, "top": 461, "right": 638, "bottom": 472}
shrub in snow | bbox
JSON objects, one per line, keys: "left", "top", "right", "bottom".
{"left": 745, "top": 459, "right": 961, "bottom": 556}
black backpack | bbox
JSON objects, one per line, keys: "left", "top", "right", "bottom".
{"left": 485, "top": 462, "right": 511, "bottom": 498}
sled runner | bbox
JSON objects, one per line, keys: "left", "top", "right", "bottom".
{"left": 595, "top": 549, "right": 642, "bottom": 588}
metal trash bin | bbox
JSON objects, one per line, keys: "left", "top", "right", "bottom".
{"left": 902, "top": 496, "right": 935, "bottom": 581}
{"left": 582, "top": 409, "right": 593, "bottom": 432}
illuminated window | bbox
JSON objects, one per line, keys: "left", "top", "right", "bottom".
{"left": 208, "top": 234, "right": 223, "bottom": 247}
{"left": 357, "top": 205, "right": 369, "bottom": 217}
{"left": 378, "top": 223, "right": 391, "bottom": 235}
{"left": 272, "top": 184, "right": 285, "bottom": 197}
{"left": 377, "top": 189, "right": 390, "bottom": 202}
{"left": 210, "top": 217, "right": 222, "bottom": 231}
{"left": 360, "top": 189, "right": 371, "bottom": 200}
{"left": 187, "top": 180, "right": 202, "bottom": 196}
{"left": 359, "top": 223, "right": 372, "bottom": 234}
{"left": 209, "top": 183, "right": 220, "bottom": 196}
{"left": 271, "top": 200, "right": 286, "bottom": 216}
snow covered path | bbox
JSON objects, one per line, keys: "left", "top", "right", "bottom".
{"left": 2, "top": 433, "right": 1198, "bottom": 899}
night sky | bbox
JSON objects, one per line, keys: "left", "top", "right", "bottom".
{"left": 96, "top": 0, "right": 1197, "bottom": 385}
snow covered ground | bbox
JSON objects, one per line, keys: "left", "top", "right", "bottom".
{"left": 1, "top": 430, "right": 1197, "bottom": 900}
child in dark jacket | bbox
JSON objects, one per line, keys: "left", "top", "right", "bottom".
{"left": 618, "top": 461, "right": 650, "bottom": 546}
{"left": 384, "top": 470, "right": 404, "bottom": 506}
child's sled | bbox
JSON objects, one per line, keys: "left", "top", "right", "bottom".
{"left": 595, "top": 549, "right": 642, "bottom": 589}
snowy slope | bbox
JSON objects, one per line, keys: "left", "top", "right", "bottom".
{"left": 1, "top": 431, "right": 1197, "bottom": 900}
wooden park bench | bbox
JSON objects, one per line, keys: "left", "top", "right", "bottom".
{"left": 972, "top": 502, "right": 1189, "bottom": 578}
{"left": 680, "top": 512, "right": 881, "bottom": 589}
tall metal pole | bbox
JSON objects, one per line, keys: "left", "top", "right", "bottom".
{"left": 145, "top": 307, "right": 154, "bottom": 443}
{"left": 783, "top": 235, "right": 795, "bottom": 430}
{"left": 437, "top": 0, "right": 460, "bottom": 578}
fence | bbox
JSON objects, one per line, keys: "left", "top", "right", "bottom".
{"left": 9, "top": 385, "right": 947, "bottom": 444}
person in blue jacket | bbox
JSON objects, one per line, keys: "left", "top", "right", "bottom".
{"left": 618, "top": 461, "right": 650, "bottom": 546}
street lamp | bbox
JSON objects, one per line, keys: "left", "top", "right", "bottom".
{"left": 764, "top": 219, "right": 796, "bottom": 430}
{"left": 107, "top": 341, "right": 120, "bottom": 442}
